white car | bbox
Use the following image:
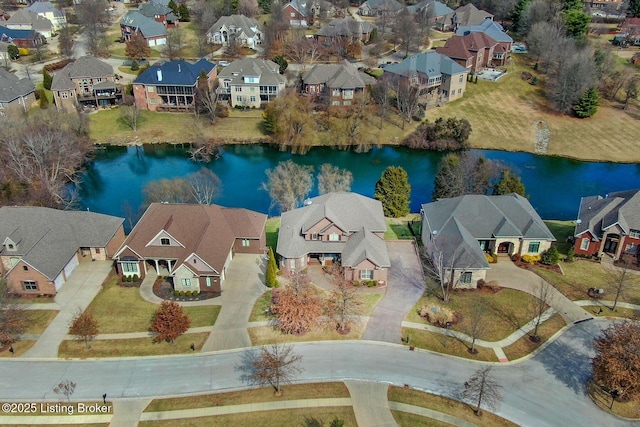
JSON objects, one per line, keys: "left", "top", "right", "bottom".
{"left": 218, "top": 61, "right": 230, "bottom": 67}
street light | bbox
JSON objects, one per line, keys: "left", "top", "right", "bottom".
{"left": 444, "top": 322, "right": 451, "bottom": 347}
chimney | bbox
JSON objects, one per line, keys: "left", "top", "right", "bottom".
{"left": 157, "top": 69, "right": 162, "bottom": 81}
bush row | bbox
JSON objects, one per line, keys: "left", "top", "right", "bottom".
{"left": 121, "top": 274, "right": 139, "bottom": 282}
{"left": 352, "top": 280, "right": 378, "bottom": 287}
{"left": 174, "top": 290, "right": 200, "bottom": 297}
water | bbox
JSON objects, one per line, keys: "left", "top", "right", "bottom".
{"left": 79, "top": 144, "right": 640, "bottom": 228}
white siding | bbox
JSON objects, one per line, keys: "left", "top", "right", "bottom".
{"left": 63, "top": 254, "right": 79, "bottom": 281}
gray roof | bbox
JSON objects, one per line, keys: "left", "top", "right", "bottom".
{"left": 315, "top": 17, "right": 374, "bottom": 38}
{"left": 575, "top": 189, "right": 640, "bottom": 240}
{"left": 51, "top": 56, "right": 114, "bottom": 91}
{"left": 120, "top": 11, "right": 167, "bottom": 38}
{"left": 302, "top": 60, "right": 375, "bottom": 89}
{"left": 421, "top": 194, "right": 555, "bottom": 269}
{"left": 7, "top": 9, "right": 53, "bottom": 33}
{"left": 0, "top": 67, "right": 35, "bottom": 102}
{"left": 217, "top": 58, "right": 285, "bottom": 86}
{"left": 384, "top": 51, "right": 467, "bottom": 79}
{"left": 456, "top": 18, "right": 512, "bottom": 43}
{"left": 27, "top": 1, "right": 65, "bottom": 18}
{"left": 277, "top": 192, "right": 387, "bottom": 260}
{"left": 360, "top": 0, "right": 403, "bottom": 13}
{"left": 207, "top": 14, "right": 263, "bottom": 39}
{"left": 0, "top": 206, "right": 123, "bottom": 280}
{"left": 449, "top": 4, "right": 493, "bottom": 28}
{"left": 139, "top": 1, "right": 172, "bottom": 17}
{"left": 407, "top": 0, "right": 453, "bottom": 17}
{"left": 342, "top": 227, "right": 391, "bottom": 268}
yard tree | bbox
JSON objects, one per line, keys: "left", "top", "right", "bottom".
{"left": 371, "top": 80, "right": 392, "bottom": 129}
{"left": 603, "top": 264, "right": 639, "bottom": 311}
{"left": 7, "top": 44, "right": 18, "bottom": 60}
{"left": 271, "top": 273, "right": 322, "bottom": 335}
{"left": 178, "top": 3, "right": 190, "bottom": 21}
{"left": 318, "top": 164, "right": 353, "bottom": 195}
{"left": 265, "top": 246, "right": 278, "bottom": 288}
{"left": 262, "top": 160, "right": 314, "bottom": 212}
{"left": 262, "top": 1, "right": 288, "bottom": 57}
{"left": 422, "top": 239, "right": 469, "bottom": 303}
{"left": 573, "top": 87, "right": 600, "bottom": 118}
{"left": 540, "top": 245, "right": 560, "bottom": 265}
{"left": 518, "top": 0, "right": 562, "bottom": 36}
{"left": 43, "top": 69, "right": 52, "bottom": 90}
{"left": 246, "top": 342, "right": 303, "bottom": 394}
{"left": 69, "top": 309, "right": 99, "bottom": 349}
{"left": 120, "top": 95, "right": 141, "bottom": 131}
{"left": 144, "top": 178, "right": 192, "bottom": 205}
{"left": 262, "top": 92, "right": 314, "bottom": 153}
{"left": 77, "top": 0, "right": 110, "bottom": 57}
{"left": 191, "top": 0, "right": 222, "bottom": 37}
{"left": 188, "top": 168, "right": 222, "bottom": 205}
{"left": 394, "top": 80, "right": 420, "bottom": 130}
{"left": 526, "top": 20, "right": 565, "bottom": 73}
{"left": 54, "top": 380, "right": 77, "bottom": 402}
{"left": 0, "top": 280, "right": 25, "bottom": 346}
{"left": 562, "top": 9, "right": 591, "bottom": 38}
{"left": 236, "top": 0, "right": 260, "bottom": 17}
{"left": 433, "top": 153, "right": 498, "bottom": 200}
{"left": 492, "top": 168, "right": 527, "bottom": 197}
{"left": 592, "top": 321, "right": 640, "bottom": 402}
{"left": 462, "top": 366, "right": 503, "bottom": 415}
{"left": 125, "top": 33, "right": 151, "bottom": 60}
{"left": 326, "top": 273, "right": 362, "bottom": 334}
{"left": 150, "top": 301, "right": 191, "bottom": 344}
{"left": 465, "top": 303, "right": 486, "bottom": 354}
{"left": 547, "top": 44, "right": 596, "bottom": 114}
{"left": 631, "top": 0, "right": 640, "bottom": 18}
{"left": 164, "top": 28, "right": 185, "bottom": 60}
{"left": 624, "top": 77, "right": 639, "bottom": 110}
{"left": 393, "top": 8, "right": 420, "bottom": 57}
{"left": 528, "top": 280, "right": 555, "bottom": 342}
{"left": 433, "top": 153, "right": 464, "bottom": 200}
{"left": 57, "top": 24, "right": 74, "bottom": 58}
{"left": 374, "top": 166, "right": 411, "bottom": 218}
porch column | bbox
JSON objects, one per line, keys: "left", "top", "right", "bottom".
{"left": 598, "top": 232, "right": 608, "bottom": 255}
{"left": 154, "top": 259, "right": 159, "bottom": 275}
{"left": 167, "top": 259, "right": 173, "bottom": 274}
{"left": 615, "top": 236, "right": 625, "bottom": 260}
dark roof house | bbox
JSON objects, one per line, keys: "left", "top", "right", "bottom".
{"left": 0, "top": 25, "right": 43, "bottom": 48}
{"left": 440, "top": 3, "right": 493, "bottom": 31}
{"left": 120, "top": 11, "right": 167, "bottom": 46}
{"left": 315, "top": 17, "right": 375, "bottom": 43}
{"left": 0, "top": 67, "right": 35, "bottom": 114}
{"left": 206, "top": 15, "right": 264, "bottom": 49}
{"left": 6, "top": 9, "right": 53, "bottom": 38}
{"left": 436, "top": 31, "right": 499, "bottom": 73}
{"left": 302, "top": 60, "right": 375, "bottom": 106}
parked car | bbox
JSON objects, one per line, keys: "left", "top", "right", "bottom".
{"left": 218, "top": 61, "right": 230, "bottom": 67}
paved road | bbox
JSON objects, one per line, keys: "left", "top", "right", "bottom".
{"left": 362, "top": 241, "right": 425, "bottom": 343}
{"left": 1, "top": 320, "right": 629, "bottom": 427}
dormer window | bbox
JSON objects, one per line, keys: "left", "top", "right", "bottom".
{"left": 161, "top": 238, "right": 170, "bottom": 246}
{"left": 7, "top": 244, "right": 14, "bottom": 250}
{"left": 23, "top": 265, "right": 28, "bottom": 271}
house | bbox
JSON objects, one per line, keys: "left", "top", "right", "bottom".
{"left": 314, "top": 17, "right": 375, "bottom": 44}
{"left": 0, "top": 206, "right": 125, "bottom": 296}
{"left": 206, "top": 15, "right": 263, "bottom": 49}
{"left": 436, "top": 32, "right": 499, "bottom": 73}
{"left": 51, "top": 56, "right": 121, "bottom": 112}
{"left": 621, "top": 18, "right": 640, "bottom": 43}
{"left": 456, "top": 19, "right": 512, "bottom": 66}
{"left": 408, "top": 0, "right": 454, "bottom": 23}
{"left": 0, "top": 67, "right": 35, "bottom": 115}
{"left": 26, "top": 1, "right": 66, "bottom": 31}
{"left": 283, "top": 0, "right": 311, "bottom": 26}
{"left": 0, "top": 40, "right": 14, "bottom": 62}
{"left": 421, "top": 194, "right": 556, "bottom": 287}
{"left": 216, "top": 58, "right": 285, "bottom": 108}
{"left": 0, "top": 26, "right": 43, "bottom": 48}
{"left": 277, "top": 192, "right": 391, "bottom": 283}
{"left": 132, "top": 58, "right": 217, "bottom": 111}
{"left": 383, "top": 51, "right": 469, "bottom": 104}
{"left": 301, "top": 60, "right": 375, "bottom": 106}
{"left": 585, "top": 0, "right": 623, "bottom": 9}
{"left": 573, "top": 189, "right": 640, "bottom": 259}
{"left": 439, "top": 4, "right": 493, "bottom": 32}
{"left": 139, "top": 0, "right": 179, "bottom": 28}
{"left": 358, "top": 0, "right": 403, "bottom": 16}
{"left": 113, "top": 203, "right": 267, "bottom": 294}
{"left": 6, "top": 9, "right": 53, "bottom": 39}
{"left": 120, "top": 11, "right": 167, "bottom": 47}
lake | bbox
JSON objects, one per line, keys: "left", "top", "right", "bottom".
{"left": 79, "top": 144, "right": 640, "bottom": 228}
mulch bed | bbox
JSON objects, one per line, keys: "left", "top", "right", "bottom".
{"left": 152, "top": 280, "right": 219, "bottom": 301}
{"left": 513, "top": 259, "right": 562, "bottom": 274}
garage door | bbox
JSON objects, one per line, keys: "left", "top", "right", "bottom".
{"left": 63, "top": 254, "right": 79, "bottom": 281}
{"left": 54, "top": 273, "right": 65, "bottom": 291}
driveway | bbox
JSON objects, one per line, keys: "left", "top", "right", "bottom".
{"left": 201, "top": 254, "right": 267, "bottom": 352}
{"left": 362, "top": 241, "right": 425, "bottom": 343}
{"left": 486, "top": 260, "right": 593, "bottom": 324}
{"left": 23, "top": 261, "right": 113, "bottom": 358}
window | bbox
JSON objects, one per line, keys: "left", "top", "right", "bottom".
{"left": 206, "top": 277, "right": 212, "bottom": 287}
{"left": 242, "top": 239, "right": 250, "bottom": 247}
{"left": 290, "top": 12, "right": 295, "bottom": 16}
{"left": 528, "top": 241, "right": 540, "bottom": 253}
{"left": 160, "top": 238, "right": 170, "bottom": 246}
{"left": 236, "top": 96, "right": 243, "bottom": 102}
{"left": 7, "top": 243, "right": 13, "bottom": 249}
{"left": 182, "top": 278, "right": 191, "bottom": 287}
{"left": 23, "top": 265, "right": 28, "bottom": 271}
{"left": 95, "top": 248, "right": 100, "bottom": 254}
{"left": 329, "top": 233, "right": 339, "bottom": 241}
{"left": 23, "top": 281, "right": 37, "bottom": 291}
{"left": 150, "top": 99, "right": 156, "bottom": 104}
{"left": 249, "top": 96, "right": 256, "bottom": 102}
{"left": 250, "top": 87, "right": 255, "bottom": 92}
{"left": 625, "top": 243, "right": 638, "bottom": 254}
{"left": 459, "top": 75, "right": 464, "bottom": 83}
{"left": 343, "top": 101, "right": 351, "bottom": 106}
{"left": 121, "top": 262, "right": 138, "bottom": 273}
{"left": 332, "top": 89, "right": 340, "bottom": 96}
{"left": 343, "top": 90, "right": 353, "bottom": 99}
{"left": 61, "top": 91, "right": 68, "bottom": 99}
{"left": 235, "top": 86, "right": 242, "bottom": 92}
{"left": 580, "top": 238, "right": 590, "bottom": 251}
{"left": 331, "top": 100, "right": 340, "bottom": 106}
{"left": 457, "top": 88, "right": 462, "bottom": 94}
{"left": 460, "top": 272, "right": 472, "bottom": 284}
{"left": 360, "top": 270, "right": 373, "bottom": 280}
{"left": 289, "top": 259, "right": 296, "bottom": 269}
{"left": 311, "top": 233, "right": 319, "bottom": 240}
{"left": 148, "top": 87, "right": 155, "bottom": 92}
{"left": 630, "top": 230, "right": 640, "bottom": 238}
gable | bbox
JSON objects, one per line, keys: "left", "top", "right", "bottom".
{"left": 146, "top": 230, "right": 185, "bottom": 248}
{"left": 183, "top": 252, "right": 218, "bottom": 273}
{"left": 305, "top": 217, "right": 346, "bottom": 236}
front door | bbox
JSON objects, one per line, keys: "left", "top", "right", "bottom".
{"left": 604, "top": 238, "right": 618, "bottom": 254}
{"left": 497, "top": 242, "right": 510, "bottom": 254}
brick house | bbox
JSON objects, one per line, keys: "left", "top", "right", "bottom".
{"left": 436, "top": 32, "right": 499, "bottom": 73}
{"left": 314, "top": 17, "right": 375, "bottom": 45}
{"left": 301, "top": 60, "right": 375, "bottom": 107}
{"left": 0, "top": 25, "right": 42, "bottom": 48}
{"left": 138, "top": 0, "right": 179, "bottom": 28}
{"left": 120, "top": 11, "right": 167, "bottom": 47}
{"left": 456, "top": 19, "right": 512, "bottom": 66}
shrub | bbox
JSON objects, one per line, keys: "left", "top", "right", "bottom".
{"left": 540, "top": 246, "right": 560, "bottom": 265}
{"left": 364, "top": 280, "right": 378, "bottom": 287}
{"left": 352, "top": 280, "right": 361, "bottom": 287}
{"left": 566, "top": 247, "right": 574, "bottom": 262}
{"left": 42, "top": 69, "right": 53, "bottom": 90}
{"left": 512, "top": 254, "right": 521, "bottom": 263}
{"left": 39, "top": 90, "right": 49, "bottom": 109}
{"left": 530, "top": 76, "right": 539, "bottom": 85}
{"left": 418, "top": 304, "right": 456, "bottom": 327}
{"left": 130, "top": 60, "right": 139, "bottom": 71}
{"left": 403, "top": 117, "right": 472, "bottom": 151}
{"left": 18, "top": 47, "right": 30, "bottom": 57}
{"left": 521, "top": 254, "right": 541, "bottom": 264}
{"left": 485, "top": 253, "right": 498, "bottom": 263}
{"left": 131, "top": 274, "right": 139, "bottom": 282}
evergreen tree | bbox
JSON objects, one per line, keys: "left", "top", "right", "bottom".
{"left": 374, "top": 166, "right": 411, "bottom": 218}
{"left": 493, "top": 168, "right": 527, "bottom": 197}
{"left": 562, "top": 9, "right": 591, "bottom": 37}
{"left": 432, "top": 153, "right": 464, "bottom": 201}
{"left": 43, "top": 69, "right": 52, "bottom": 90}
{"left": 178, "top": 3, "right": 190, "bottom": 21}
{"left": 573, "top": 87, "right": 600, "bottom": 118}
{"left": 167, "top": 0, "right": 179, "bottom": 14}
{"left": 631, "top": 0, "right": 640, "bottom": 18}
{"left": 272, "top": 55, "right": 288, "bottom": 74}
{"left": 266, "top": 246, "right": 278, "bottom": 288}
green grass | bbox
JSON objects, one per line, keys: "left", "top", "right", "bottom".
{"left": 249, "top": 290, "right": 272, "bottom": 322}
{"left": 58, "top": 332, "right": 209, "bottom": 358}
{"left": 266, "top": 217, "right": 280, "bottom": 251}
{"left": 35, "top": 82, "right": 54, "bottom": 104}
{"left": 392, "top": 411, "right": 451, "bottom": 427}
{"left": 139, "top": 407, "right": 357, "bottom": 427}
{"left": 144, "top": 383, "right": 349, "bottom": 412}
{"left": 544, "top": 220, "right": 575, "bottom": 256}
{"left": 384, "top": 215, "right": 420, "bottom": 240}
{"left": 388, "top": 386, "right": 518, "bottom": 427}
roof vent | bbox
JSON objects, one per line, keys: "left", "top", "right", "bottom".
{"left": 178, "top": 63, "right": 181, "bottom": 72}
{"left": 157, "top": 69, "right": 163, "bottom": 81}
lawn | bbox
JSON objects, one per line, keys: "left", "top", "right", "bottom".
{"left": 58, "top": 332, "right": 209, "bottom": 358}
{"left": 388, "top": 386, "right": 518, "bottom": 427}
{"left": 138, "top": 407, "right": 357, "bottom": 427}
{"left": 588, "top": 380, "right": 640, "bottom": 419}
{"left": 86, "top": 276, "right": 220, "bottom": 333}
{"left": 144, "top": 382, "right": 349, "bottom": 412}
{"left": 428, "top": 55, "right": 640, "bottom": 163}
{"left": 24, "top": 310, "right": 58, "bottom": 334}
{"left": 248, "top": 321, "right": 365, "bottom": 345}
{"left": 501, "top": 313, "right": 566, "bottom": 361}
{"left": 265, "top": 217, "right": 280, "bottom": 250}
{"left": 401, "top": 327, "right": 497, "bottom": 361}
{"left": 0, "top": 340, "right": 36, "bottom": 358}
{"left": 385, "top": 215, "right": 421, "bottom": 240}
{"left": 406, "top": 288, "right": 540, "bottom": 342}
{"left": 544, "top": 220, "right": 575, "bottom": 256}
{"left": 392, "top": 411, "right": 451, "bottom": 427}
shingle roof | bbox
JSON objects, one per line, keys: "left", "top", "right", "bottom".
{"left": 451, "top": 3, "right": 493, "bottom": 27}
{"left": 360, "top": 0, "right": 403, "bottom": 12}
{"left": 277, "top": 192, "right": 387, "bottom": 260}
{"left": 0, "top": 206, "right": 124, "bottom": 280}
{"left": 0, "top": 67, "right": 35, "bottom": 102}
{"left": 217, "top": 58, "right": 284, "bottom": 86}
{"left": 384, "top": 51, "right": 468, "bottom": 79}
{"left": 139, "top": 1, "right": 172, "bottom": 18}
{"left": 0, "top": 25, "right": 40, "bottom": 41}
{"left": 7, "top": 9, "right": 53, "bottom": 34}
{"left": 575, "top": 189, "right": 640, "bottom": 240}
{"left": 407, "top": 0, "right": 453, "bottom": 17}
{"left": 436, "top": 32, "right": 498, "bottom": 61}
{"left": 207, "top": 14, "right": 263, "bottom": 38}
{"left": 114, "top": 203, "right": 267, "bottom": 276}
{"left": 120, "top": 11, "right": 167, "bottom": 38}
{"left": 51, "top": 56, "right": 114, "bottom": 91}
{"left": 315, "top": 17, "right": 374, "bottom": 37}
{"left": 27, "top": 1, "right": 65, "bottom": 18}
{"left": 302, "top": 60, "right": 374, "bottom": 89}
{"left": 456, "top": 18, "right": 512, "bottom": 43}
{"left": 421, "top": 194, "right": 555, "bottom": 269}
{"left": 342, "top": 227, "right": 391, "bottom": 268}
{"left": 134, "top": 58, "right": 216, "bottom": 86}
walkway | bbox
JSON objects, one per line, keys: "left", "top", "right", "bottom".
{"left": 22, "top": 261, "right": 113, "bottom": 358}
{"left": 362, "top": 241, "right": 425, "bottom": 343}
{"left": 346, "top": 381, "right": 398, "bottom": 427}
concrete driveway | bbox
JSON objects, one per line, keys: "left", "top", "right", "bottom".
{"left": 201, "top": 254, "right": 267, "bottom": 352}
{"left": 362, "top": 241, "right": 425, "bottom": 343}
{"left": 486, "top": 260, "right": 593, "bottom": 324}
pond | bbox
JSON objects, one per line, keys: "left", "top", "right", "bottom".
{"left": 79, "top": 144, "right": 640, "bottom": 229}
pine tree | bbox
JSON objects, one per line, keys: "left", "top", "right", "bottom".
{"left": 374, "top": 166, "right": 411, "bottom": 218}
{"left": 43, "top": 69, "right": 52, "bottom": 90}
{"left": 178, "top": 3, "right": 190, "bottom": 21}
{"left": 573, "top": 87, "right": 600, "bottom": 118}
{"left": 167, "top": 0, "right": 179, "bottom": 14}
{"left": 265, "top": 246, "right": 278, "bottom": 288}
{"left": 493, "top": 168, "right": 527, "bottom": 197}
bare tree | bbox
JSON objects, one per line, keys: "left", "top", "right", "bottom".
{"left": 371, "top": 80, "right": 392, "bottom": 129}
{"left": 262, "top": 160, "right": 314, "bottom": 212}
{"left": 528, "top": 280, "right": 555, "bottom": 342}
{"left": 119, "top": 101, "right": 140, "bottom": 131}
{"left": 393, "top": 8, "right": 419, "bottom": 57}
{"left": 194, "top": 71, "right": 219, "bottom": 123}
{"left": 187, "top": 168, "right": 222, "bottom": 204}
{"left": 624, "top": 77, "right": 639, "bottom": 110}
{"left": 0, "top": 280, "right": 25, "bottom": 346}
{"left": 326, "top": 273, "right": 362, "bottom": 334}
{"left": 318, "top": 163, "right": 353, "bottom": 194}
{"left": 262, "top": 1, "right": 288, "bottom": 57}
{"left": 77, "top": 0, "right": 110, "bottom": 57}
{"left": 143, "top": 178, "right": 193, "bottom": 205}
{"left": 394, "top": 80, "right": 420, "bottom": 130}
{"left": 243, "top": 342, "right": 303, "bottom": 394}
{"left": 54, "top": 380, "right": 76, "bottom": 402}
{"left": 465, "top": 303, "right": 486, "bottom": 354}
{"left": 526, "top": 21, "right": 566, "bottom": 73}
{"left": 546, "top": 43, "right": 596, "bottom": 114}
{"left": 462, "top": 366, "right": 503, "bottom": 415}
{"left": 164, "top": 28, "right": 185, "bottom": 60}
{"left": 422, "top": 239, "right": 470, "bottom": 303}
{"left": 604, "top": 264, "right": 639, "bottom": 311}
{"left": 518, "top": 0, "right": 562, "bottom": 35}
{"left": 237, "top": 0, "right": 260, "bottom": 17}
{"left": 191, "top": 0, "right": 221, "bottom": 37}
{"left": 57, "top": 24, "right": 75, "bottom": 58}
{"left": 68, "top": 308, "right": 99, "bottom": 349}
